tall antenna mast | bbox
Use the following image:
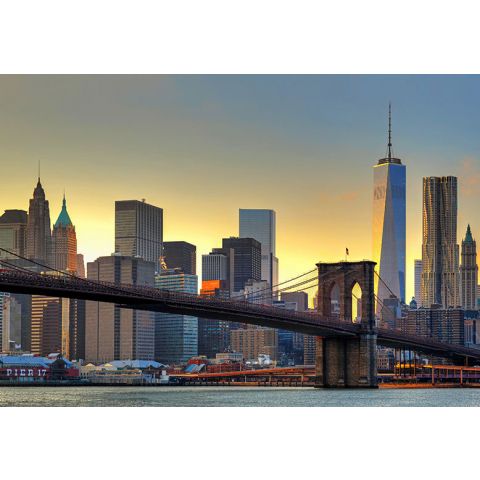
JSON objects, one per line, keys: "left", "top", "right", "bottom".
{"left": 387, "top": 102, "right": 392, "bottom": 160}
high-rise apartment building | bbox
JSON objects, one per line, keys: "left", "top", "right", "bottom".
{"left": 163, "top": 241, "right": 196, "bottom": 275}
{"left": 222, "top": 237, "right": 261, "bottom": 292}
{"left": 115, "top": 200, "right": 163, "bottom": 272}
{"left": 52, "top": 195, "right": 77, "bottom": 273}
{"left": 230, "top": 327, "right": 278, "bottom": 362}
{"left": 421, "top": 176, "right": 460, "bottom": 308}
{"left": 414, "top": 259, "right": 422, "bottom": 303}
{"left": 372, "top": 106, "right": 406, "bottom": 312}
{"left": 239, "top": 209, "right": 279, "bottom": 290}
{"left": 26, "top": 178, "right": 52, "bottom": 265}
{"left": 405, "top": 306, "right": 464, "bottom": 345}
{"left": 85, "top": 255, "right": 155, "bottom": 363}
{"left": 303, "top": 334, "right": 316, "bottom": 365}
{"left": 460, "top": 224, "right": 478, "bottom": 310}
{"left": 154, "top": 270, "right": 198, "bottom": 364}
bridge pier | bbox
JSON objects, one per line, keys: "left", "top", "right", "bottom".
{"left": 314, "top": 334, "right": 377, "bottom": 388}
{"left": 313, "top": 261, "right": 378, "bottom": 389}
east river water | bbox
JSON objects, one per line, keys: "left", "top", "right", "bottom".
{"left": 2, "top": 386, "right": 480, "bottom": 407}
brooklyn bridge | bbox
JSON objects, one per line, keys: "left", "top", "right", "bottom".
{"left": 1, "top": 251, "right": 480, "bottom": 388}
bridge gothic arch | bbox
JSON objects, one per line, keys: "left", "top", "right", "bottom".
{"left": 316, "top": 261, "right": 376, "bottom": 330}
{"left": 315, "top": 261, "right": 378, "bottom": 388}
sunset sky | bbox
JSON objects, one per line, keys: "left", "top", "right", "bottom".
{"left": 1, "top": 75, "right": 480, "bottom": 300}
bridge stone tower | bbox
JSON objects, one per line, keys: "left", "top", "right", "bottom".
{"left": 314, "top": 261, "right": 378, "bottom": 388}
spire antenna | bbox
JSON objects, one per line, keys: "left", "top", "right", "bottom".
{"left": 38, "top": 159, "right": 41, "bottom": 182}
{"left": 387, "top": 102, "right": 392, "bottom": 160}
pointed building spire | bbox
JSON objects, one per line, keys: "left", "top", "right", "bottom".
{"left": 465, "top": 224, "right": 474, "bottom": 243}
{"left": 387, "top": 102, "right": 392, "bottom": 160}
{"left": 54, "top": 193, "right": 73, "bottom": 228}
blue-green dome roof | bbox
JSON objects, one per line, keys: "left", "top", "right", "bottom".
{"left": 54, "top": 196, "right": 73, "bottom": 228}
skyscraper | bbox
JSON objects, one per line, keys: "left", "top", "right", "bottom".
{"left": 0, "top": 294, "right": 21, "bottom": 352}
{"left": 76, "top": 253, "right": 86, "bottom": 278}
{"left": 421, "top": 176, "right": 460, "bottom": 308}
{"left": 202, "top": 252, "right": 228, "bottom": 282}
{"left": 163, "top": 241, "right": 196, "bottom": 274}
{"left": 372, "top": 105, "right": 406, "bottom": 312}
{"left": 460, "top": 224, "right": 478, "bottom": 310}
{"left": 85, "top": 255, "right": 155, "bottom": 363}
{"left": 115, "top": 200, "right": 163, "bottom": 272}
{"left": 202, "top": 247, "right": 235, "bottom": 295}
{"left": 414, "top": 259, "right": 422, "bottom": 303}
{"left": 154, "top": 270, "right": 198, "bottom": 364}
{"left": 26, "top": 177, "right": 52, "bottom": 265}
{"left": 239, "top": 209, "right": 278, "bottom": 289}
{"left": 0, "top": 210, "right": 30, "bottom": 352}
{"left": 52, "top": 195, "right": 77, "bottom": 273}
{"left": 221, "top": 237, "right": 261, "bottom": 292}
{"left": 30, "top": 294, "right": 71, "bottom": 357}
{"left": 199, "top": 249, "right": 235, "bottom": 358}
{"left": 0, "top": 210, "right": 28, "bottom": 259}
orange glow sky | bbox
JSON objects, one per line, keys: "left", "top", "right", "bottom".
{"left": 1, "top": 75, "right": 480, "bottom": 301}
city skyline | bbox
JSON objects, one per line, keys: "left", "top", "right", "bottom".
{"left": 2, "top": 76, "right": 480, "bottom": 301}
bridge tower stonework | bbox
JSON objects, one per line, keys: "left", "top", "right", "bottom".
{"left": 314, "top": 261, "right": 378, "bottom": 388}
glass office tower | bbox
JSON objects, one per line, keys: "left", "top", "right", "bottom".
{"left": 239, "top": 209, "right": 278, "bottom": 289}
{"left": 115, "top": 199, "right": 163, "bottom": 272}
{"left": 372, "top": 106, "right": 406, "bottom": 313}
{"left": 154, "top": 270, "right": 198, "bottom": 364}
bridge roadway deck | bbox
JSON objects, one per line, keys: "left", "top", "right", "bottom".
{"left": 1, "top": 270, "right": 480, "bottom": 362}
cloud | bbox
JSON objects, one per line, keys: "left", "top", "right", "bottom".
{"left": 459, "top": 157, "right": 480, "bottom": 197}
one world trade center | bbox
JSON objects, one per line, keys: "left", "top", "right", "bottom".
{"left": 372, "top": 104, "right": 406, "bottom": 315}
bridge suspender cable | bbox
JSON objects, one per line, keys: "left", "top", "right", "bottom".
{"left": 230, "top": 268, "right": 318, "bottom": 299}
{"left": 374, "top": 270, "right": 398, "bottom": 299}
{"left": 242, "top": 266, "right": 344, "bottom": 304}
{"left": 0, "top": 246, "right": 150, "bottom": 299}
